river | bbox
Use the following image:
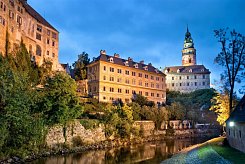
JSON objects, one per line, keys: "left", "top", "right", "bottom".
{"left": 30, "top": 137, "right": 209, "bottom": 164}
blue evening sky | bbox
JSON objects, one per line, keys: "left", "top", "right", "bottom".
{"left": 29, "top": 0, "right": 245, "bottom": 91}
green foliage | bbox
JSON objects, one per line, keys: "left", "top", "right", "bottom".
{"left": 166, "top": 89, "right": 216, "bottom": 123}
{"left": 0, "top": 52, "right": 45, "bottom": 158}
{"left": 40, "top": 72, "right": 83, "bottom": 125}
{"left": 132, "top": 94, "right": 155, "bottom": 107}
{"left": 80, "top": 119, "right": 100, "bottom": 129}
{"left": 142, "top": 106, "right": 168, "bottom": 130}
{"left": 72, "top": 52, "right": 90, "bottom": 81}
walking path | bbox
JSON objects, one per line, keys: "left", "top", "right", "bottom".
{"left": 161, "top": 146, "right": 231, "bottom": 164}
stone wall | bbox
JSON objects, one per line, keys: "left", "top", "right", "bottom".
{"left": 133, "top": 121, "right": 155, "bottom": 137}
{"left": 45, "top": 120, "right": 106, "bottom": 148}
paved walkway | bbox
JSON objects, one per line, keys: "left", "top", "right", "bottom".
{"left": 161, "top": 147, "right": 231, "bottom": 164}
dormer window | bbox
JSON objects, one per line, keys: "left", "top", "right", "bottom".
{"left": 124, "top": 61, "right": 129, "bottom": 66}
{"left": 109, "top": 57, "right": 114, "bottom": 63}
{"left": 201, "top": 69, "right": 204, "bottom": 72}
{"left": 177, "top": 69, "right": 180, "bottom": 73}
{"left": 189, "top": 69, "right": 192, "bottom": 73}
{"left": 144, "top": 66, "right": 148, "bottom": 71}
{"left": 134, "top": 64, "right": 138, "bottom": 68}
{"left": 155, "top": 69, "right": 159, "bottom": 73}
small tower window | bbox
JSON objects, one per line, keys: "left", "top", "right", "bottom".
{"left": 189, "top": 58, "right": 192, "bottom": 63}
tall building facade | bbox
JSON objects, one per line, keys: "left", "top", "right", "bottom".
{"left": 164, "top": 28, "right": 211, "bottom": 92}
{"left": 0, "top": 0, "right": 59, "bottom": 70}
{"left": 87, "top": 50, "right": 166, "bottom": 104}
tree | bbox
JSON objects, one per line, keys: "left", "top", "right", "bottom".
{"left": 72, "top": 52, "right": 90, "bottom": 81}
{"left": 214, "top": 28, "right": 245, "bottom": 113}
{"left": 40, "top": 72, "right": 83, "bottom": 125}
{"left": 210, "top": 90, "right": 239, "bottom": 126}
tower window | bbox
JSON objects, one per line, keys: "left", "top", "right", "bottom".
{"left": 189, "top": 58, "right": 192, "bottom": 63}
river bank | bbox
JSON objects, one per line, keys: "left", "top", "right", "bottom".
{"left": 0, "top": 134, "right": 215, "bottom": 164}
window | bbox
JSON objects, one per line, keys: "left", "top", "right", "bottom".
{"left": 187, "top": 82, "right": 190, "bottom": 86}
{"left": 195, "top": 82, "right": 197, "bottom": 86}
{"left": 132, "top": 79, "right": 136, "bottom": 85}
{"left": 134, "top": 64, "right": 138, "bottom": 68}
{"left": 37, "top": 25, "right": 42, "bottom": 32}
{"left": 46, "top": 51, "right": 49, "bottom": 56}
{"left": 103, "top": 96, "right": 106, "bottom": 100}
{"left": 118, "top": 88, "right": 122, "bottom": 93}
{"left": 103, "top": 76, "right": 106, "bottom": 80}
{"left": 110, "top": 67, "right": 114, "bottom": 72}
{"left": 36, "top": 45, "right": 42, "bottom": 56}
{"left": 187, "top": 76, "right": 189, "bottom": 79}
{"left": 36, "top": 33, "right": 42, "bottom": 40}
{"left": 109, "top": 57, "right": 114, "bottom": 63}
{"left": 203, "top": 75, "right": 205, "bottom": 79}
{"left": 151, "top": 83, "right": 154, "bottom": 88}
{"left": 52, "top": 41, "right": 55, "bottom": 47}
{"left": 117, "top": 69, "right": 122, "bottom": 73}
{"left": 9, "top": 0, "right": 14, "bottom": 7}
{"left": 125, "top": 70, "right": 129, "bottom": 75}
{"left": 172, "top": 77, "right": 174, "bottom": 80}
{"left": 179, "top": 76, "right": 182, "bottom": 80}
{"left": 52, "top": 53, "right": 55, "bottom": 58}
{"left": 117, "top": 78, "right": 122, "bottom": 83}
{"left": 47, "top": 30, "right": 50, "bottom": 36}
{"left": 145, "top": 74, "right": 148, "bottom": 79}
{"left": 145, "top": 83, "right": 148, "bottom": 87}
{"left": 145, "top": 92, "right": 149, "bottom": 96}
{"left": 138, "top": 73, "right": 142, "bottom": 77}
{"left": 172, "top": 83, "right": 174, "bottom": 87}
{"left": 239, "top": 130, "right": 241, "bottom": 138}
{"left": 156, "top": 77, "right": 160, "bottom": 81}
{"left": 126, "top": 89, "right": 130, "bottom": 94}
{"left": 47, "top": 39, "right": 50, "bottom": 44}
{"left": 103, "top": 87, "right": 106, "bottom": 91}
{"left": 17, "top": 15, "right": 22, "bottom": 25}
{"left": 9, "top": 10, "right": 14, "bottom": 19}
{"left": 151, "top": 76, "right": 154, "bottom": 80}
{"left": 180, "top": 83, "right": 182, "bottom": 86}
{"left": 103, "top": 66, "right": 106, "bottom": 71}
{"left": 194, "top": 75, "right": 197, "bottom": 79}
{"left": 110, "top": 77, "right": 114, "bottom": 81}
{"left": 139, "top": 81, "right": 142, "bottom": 86}
{"left": 157, "top": 93, "right": 160, "bottom": 97}
{"left": 151, "top": 93, "right": 154, "bottom": 97}
{"left": 156, "top": 84, "right": 159, "bottom": 88}
{"left": 52, "top": 32, "right": 57, "bottom": 39}
{"left": 125, "top": 79, "right": 130, "bottom": 84}
{"left": 110, "top": 87, "right": 114, "bottom": 92}
{"left": 132, "top": 72, "right": 136, "bottom": 76}
{"left": 139, "top": 91, "right": 142, "bottom": 95}
{"left": 203, "top": 82, "right": 205, "bottom": 86}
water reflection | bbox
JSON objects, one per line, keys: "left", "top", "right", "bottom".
{"left": 31, "top": 137, "right": 208, "bottom": 164}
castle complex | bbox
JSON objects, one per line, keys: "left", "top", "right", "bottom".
{"left": 0, "top": 0, "right": 60, "bottom": 70}
{"left": 164, "top": 28, "right": 211, "bottom": 92}
{"left": 87, "top": 50, "right": 166, "bottom": 104}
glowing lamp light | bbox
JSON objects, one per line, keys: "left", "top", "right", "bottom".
{"left": 229, "top": 121, "right": 235, "bottom": 127}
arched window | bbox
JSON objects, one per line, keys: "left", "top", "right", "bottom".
{"left": 36, "top": 45, "right": 42, "bottom": 56}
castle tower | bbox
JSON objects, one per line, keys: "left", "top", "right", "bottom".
{"left": 182, "top": 27, "right": 196, "bottom": 66}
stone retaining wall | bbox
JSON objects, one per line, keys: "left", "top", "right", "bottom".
{"left": 46, "top": 120, "right": 106, "bottom": 148}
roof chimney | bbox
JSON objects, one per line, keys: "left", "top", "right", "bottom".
{"left": 128, "top": 57, "right": 133, "bottom": 61}
{"left": 100, "top": 50, "right": 106, "bottom": 55}
{"left": 140, "top": 60, "right": 144, "bottom": 64}
{"left": 114, "top": 53, "right": 120, "bottom": 58}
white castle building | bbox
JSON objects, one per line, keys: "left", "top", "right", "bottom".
{"left": 164, "top": 28, "right": 211, "bottom": 92}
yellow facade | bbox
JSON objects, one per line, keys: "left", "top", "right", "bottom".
{"left": 0, "top": 0, "right": 59, "bottom": 70}
{"left": 87, "top": 53, "right": 166, "bottom": 104}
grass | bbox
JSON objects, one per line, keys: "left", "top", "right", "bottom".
{"left": 212, "top": 144, "right": 245, "bottom": 164}
{"left": 197, "top": 137, "right": 245, "bottom": 163}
